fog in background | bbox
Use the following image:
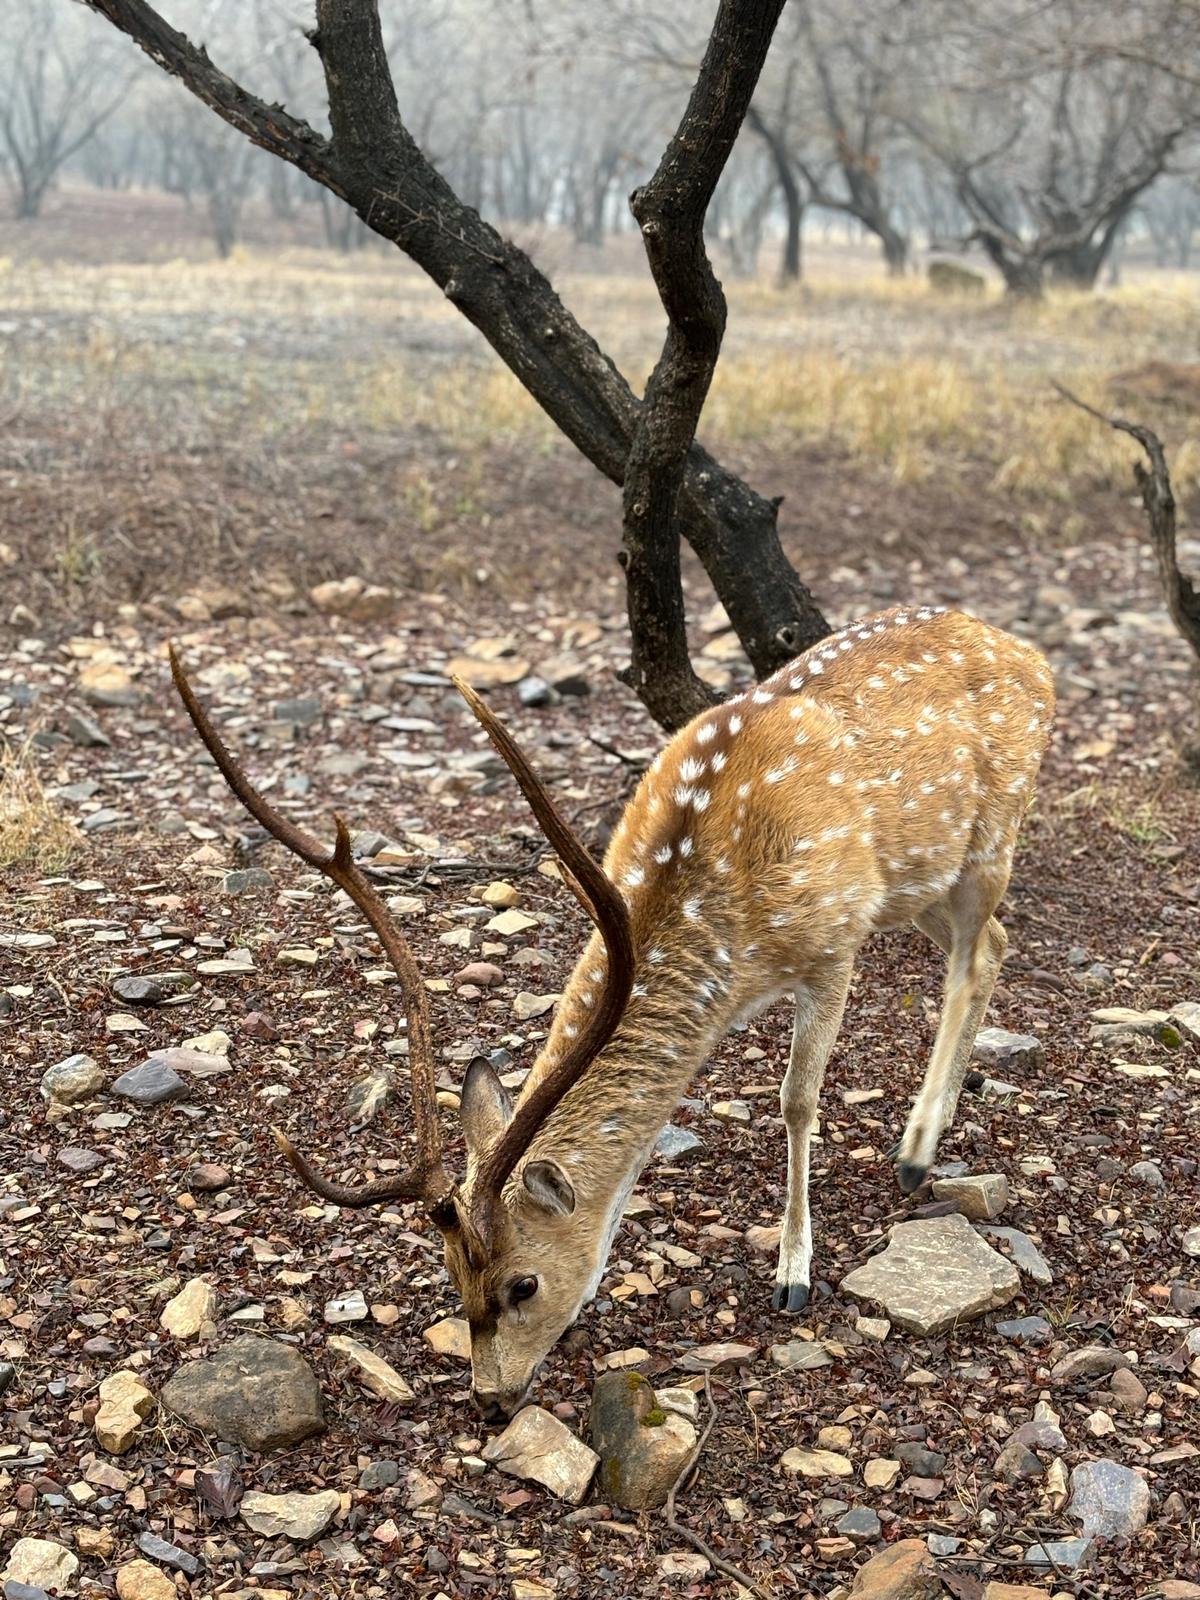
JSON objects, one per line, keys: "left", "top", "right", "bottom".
{"left": 2, "top": 0, "right": 1199, "bottom": 292}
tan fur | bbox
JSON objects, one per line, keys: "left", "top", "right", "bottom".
{"left": 448, "top": 607, "right": 1055, "bottom": 1415}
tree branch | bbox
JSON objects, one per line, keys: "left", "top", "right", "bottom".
{"left": 620, "top": 0, "right": 788, "bottom": 730}
{"left": 1054, "top": 384, "right": 1200, "bottom": 673}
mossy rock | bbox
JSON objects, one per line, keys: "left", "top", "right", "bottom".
{"left": 588, "top": 1370, "right": 696, "bottom": 1510}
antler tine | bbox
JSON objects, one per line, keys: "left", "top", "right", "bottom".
{"left": 170, "top": 646, "right": 452, "bottom": 1214}
{"left": 452, "top": 677, "right": 636, "bottom": 1210}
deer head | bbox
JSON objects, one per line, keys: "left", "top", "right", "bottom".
{"left": 169, "top": 649, "right": 634, "bottom": 1421}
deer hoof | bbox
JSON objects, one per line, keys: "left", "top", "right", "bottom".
{"left": 772, "top": 1281, "right": 809, "bottom": 1314}
{"left": 895, "top": 1159, "right": 929, "bottom": 1195}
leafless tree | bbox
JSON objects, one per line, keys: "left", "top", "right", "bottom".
{"left": 79, "top": 0, "right": 829, "bottom": 731}
{"left": 0, "top": 4, "right": 135, "bottom": 218}
{"left": 908, "top": 0, "right": 1200, "bottom": 294}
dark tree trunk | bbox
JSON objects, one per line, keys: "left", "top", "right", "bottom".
{"left": 83, "top": 0, "right": 832, "bottom": 725}
{"left": 747, "top": 107, "right": 804, "bottom": 283}
{"left": 881, "top": 225, "right": 908, "bottom": 276}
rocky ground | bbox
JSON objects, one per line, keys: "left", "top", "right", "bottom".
{"left": 2, "top": 509, "right": 1199, "bottom": 1600}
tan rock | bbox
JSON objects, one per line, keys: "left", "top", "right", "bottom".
{"left": 931, "top": 1172, "right": 1010, "bottom": 1220}
{"left": 849, "top": 1538, "right": 941, "bottom": 1598}
{"left": 487, "top": 908, "right": 540, "bottom": 936}
{"left": 76, "top": 1525, "right": 115, "bottom": 1558}
{"left": 481, "top": 880, "right": 521, "bottom": 908}
{"left": 589, "top": 1369, "right": 696, "bottom": 1510}
{"left": 327, "top": 1333, "right": 414, "bottom": 1404}
{"left": 841, "top": 1213, "right": 1019, "bottom": 1334}
{"left": 744, "top": 1223, "right": 781, "bottom": 1254}
{"left": 0, "top": 1539, "right": 80, "bottom": 1591}
{"left": 982, "top": 1585, "right": 1052, "bottom": 1600}
{"left": 447, "top": 654, "right": 530, "bottom": 687}
{"left": 95, "top": 1370, "right": 155, "bottom": 1454}
{"left": 423, "top": 1316, "right": 471, "bottom": 1360}
{"left": 780, "top": 1446, "right": 853, "bottom": 1478}
{"left": 309, "top": 576, "right": 396, "bottom": 621}
{"left": 864, "top": 1457, "right": 901, "bottom": 1490}
{"left": 481, "top": 1405, "right": 598, "bottom": 1504}
{"left": 161, "top": 1276, "right": 218, "bottom": 1339}
{"left": 116, "top": 1558, "right": 178, "bottom": 1600}
{"left": 240, "top": 1487, "right": 340, "bottom": 1542}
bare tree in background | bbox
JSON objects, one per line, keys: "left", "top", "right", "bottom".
{"left": 0, "top": 4, "right": 132, "bottom": 218}
{"left": 80, "top": 0, "right": 830, "bottom": 731}
{"left": 910, "top": 0, "right": 1200, "bottom": 294}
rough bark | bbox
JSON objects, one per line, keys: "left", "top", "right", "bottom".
{"left": 621, "top": 0, "right": 790, "bottom": 731}
{"left": 82, "top": 0, "right": 830, "bottom": 721}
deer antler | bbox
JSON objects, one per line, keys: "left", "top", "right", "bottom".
{"left": 169, "top": 646, "right": 454, "bottom": 1218}
{"left": 453, "top": 678, "right": 636, "bottom": 1221}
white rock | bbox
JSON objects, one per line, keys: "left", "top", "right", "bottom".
{"left": 240, "top": 1487, "right": 341, "bottom": 1542}
{"left": 1, "top": 1537, "right": 80, "bottom": 1591}
{"left": 161, "top": 1276, "right": 217, "bottom": 1339}
{"left": 327, "top": 1334, "right": 414, "bottom": 1404}
{"left": 480, "top": 1405, "right": 598, "bottom": 1503}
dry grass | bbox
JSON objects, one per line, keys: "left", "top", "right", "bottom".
{"left": 2, "top": 251, "right": 1198, "bottom": 500}
{"left": 0, "top": 739, "right": 81, "bottom": 871}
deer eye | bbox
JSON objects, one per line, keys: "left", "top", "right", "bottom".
{"left": 511, "top": 1275, "right": 538, "bottom": 1304}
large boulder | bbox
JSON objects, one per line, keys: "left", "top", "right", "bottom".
{"left": 160, "top": 1336, "right": 325, "bottom": 1451}
{"left": 589, "top": 1370, "right": 697, "bottom": 1510}
{"left": 841, "top": 1213, "right": 1019, "bottom": 1334}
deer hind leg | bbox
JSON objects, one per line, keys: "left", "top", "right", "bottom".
{"left": 774, "top": 962, "right": 854, "bottom": 1314}
{"left": 895, "top": 874, "right": 1009, "bottom": 1195}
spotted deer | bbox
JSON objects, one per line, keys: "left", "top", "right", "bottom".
{"left": 171, "top": 606, "right": 1054, "bottom": 1421}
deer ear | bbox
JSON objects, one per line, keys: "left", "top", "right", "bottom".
{"left": 522, "top": 1159, "right": 576, "bottom": 1217}
{"left": 460, "top": 1056, "right": 513, "bottom": 1153}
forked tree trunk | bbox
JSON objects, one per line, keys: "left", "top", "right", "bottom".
{"left": 83, "top": 0, "right": 832, "bottom": 730}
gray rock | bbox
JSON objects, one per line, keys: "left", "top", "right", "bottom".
{"left": 137, "top": 1531, "right": 202, "bottom": 1575}
{"left": 160, "top": 1336, "right": 325, "bottom": 1451}
{"left": 995, "top": 1314, "right": 1052, "bottom": 1344}
{"left": 1069, "top": 1459, "right": 1151, "bottom": 1539}
{"left": 57, "top": 1146, "right": 103, "bottom": 1174}
{"left": 973, "top": 1027, "right": 1044, "bottom": 1071}
{"left": 1185, "top": 1225, "right": 1200, "bottom": 1258}
{"left": 0, "top": 1362, "right": 14, "bottom": 1396}
{"left": 65, "top": 710, "right": 110, "bottom": 747}
{"left": 770, "top": 1339, "right": 833, "bottom": 1370}
{"left": 840, "top": 1213, "right": 1020, "bottom": 1335}
{"left": 1024, "top": 1537, "right": 1093, "bottom": 1571}
{"left": 111, "top": 1059, "right": 187, "bottom": 1106}
{"left": 359, "top": 1459, "right": 400, "bottom": 1490}
{"left": 984, "top": 1225, "right": 1054, "bottom": 1285}
{"left": 995, "top": 1438, "right": 1043, "bottom": 1481}
{"left": 537, "top": 653, "right": 590, "bottom": 696}
{"left": 4, "top": 1583, "right": 52, "bottom": 1600}
{"left": 40, "top": 1053, "right": 104, "bottom": 1105}
{"left": 1129, "top": 1160, "right": 1165, "bottom": 1189}
{"left": 273, "top": 696, "right": 322, "bottom": 725}
{"left": 351, "top": 830, "right": 393, "bottom": 859}
{"left": 926, "top": 1534, "right": 961, "bottom": 1557}
{"left": 222, "top": 868, "right": 275, "bottom": 896}
{"left": 112, "top": 972, "right": 195, "bottom": 1006}
{"left": 1171, "top": 1000, "right": 1200, "bottom": 1043}
{"left": 1108, "top": 1367, "right": 1149, "bottom": 1412}
{"left": 835, "top": 1506, "right": 881, "bottom": 1543}
{"left": 517, "top": 676, "right": 554, "bottom": 707}
{"left": 655, "top": 1123, "right": 703, "bottom": 1160}
{"left": 81, "top": 807, "right": 128, "bottom": 832}
{"left": 346, "top": 1071, "right": 393, "bottom": 1122}
{"left": 589, "top": 1370, "right": 697, "bottom": 1510}
{"left": 1050, "top": 1345, "right": 1131, "bottom": 1386}
{"left": 895, "top": 1444, "right": 945, "bottom": 1476}
{"left": 481, "top": 1405, "right": 598, "bottom": 1504}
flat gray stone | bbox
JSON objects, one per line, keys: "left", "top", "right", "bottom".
{"left": 1024, "top": 1537, "right": 1093, "bottom": 1571}
{"left": 111, "top": 1059, "right": 187, "bottom": 1105}
{"left": 973, "top": 1027, "right": 1044, "bottom": 1071}
{"left": 222, "top": 868, "right": 275, "bottom": 896}
{"left": 984, "top": 1225, "right": 1054, "bottom": 1285}
{"left": 1069, "top": 1459, "right": 1151, "bottom": 1538}
{"left": 841, "top": 1213, "right": 1020, "bottom": 1335}
{"left": 655, "top": 1124, "right": 703, "bottom": 1160}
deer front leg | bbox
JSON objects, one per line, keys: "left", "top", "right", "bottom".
{"left": 774, "top": 966, "right": 853, "bottom": 1314}
{"left": 896, "top": 892, "right": 1008, "bottom": 1194}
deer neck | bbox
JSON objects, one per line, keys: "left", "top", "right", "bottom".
{"left": 516, "top": 928, "right": 738, "bottom": 1294}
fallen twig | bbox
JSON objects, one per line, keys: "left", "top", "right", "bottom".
{"left": 663, "top": 1370, "right": 767, "bottom": 1599}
